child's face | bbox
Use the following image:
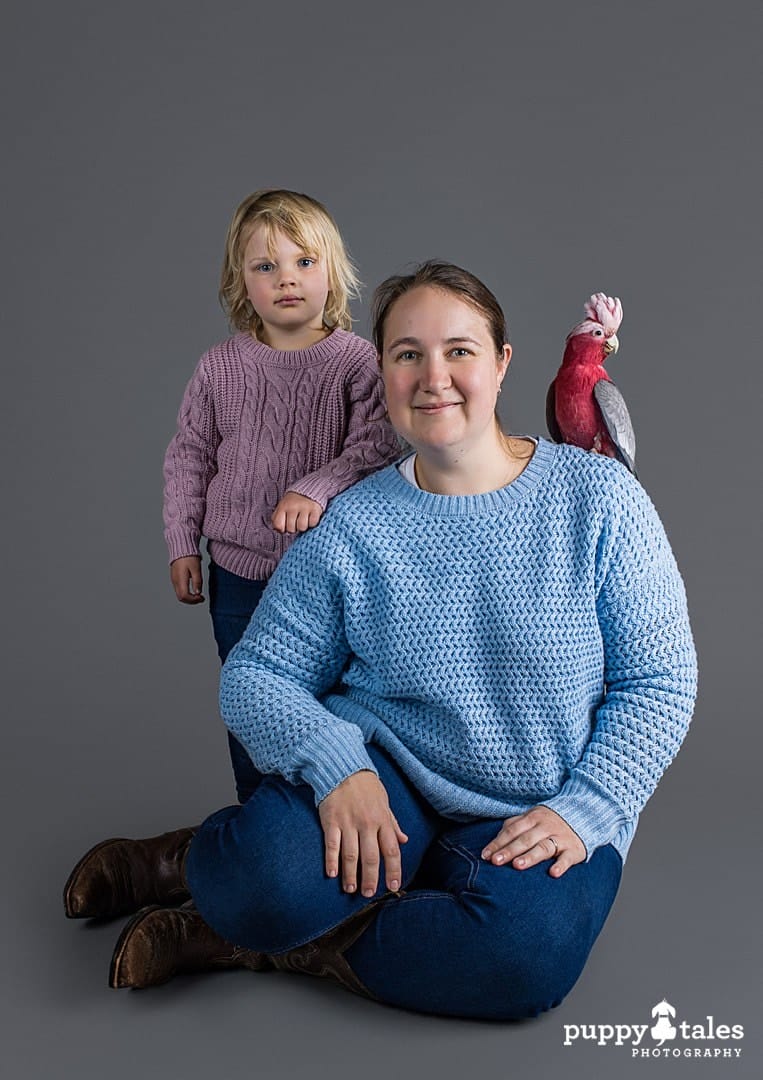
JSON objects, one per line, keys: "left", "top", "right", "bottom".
{"left": 380, "top": 286, "right": 510, "bottom": 458}
{"left": 242, "top": 226, "right": 330, "bottom": 342}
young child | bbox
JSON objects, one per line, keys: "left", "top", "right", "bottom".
{"left": 163, "top": 189, "right": 399, "bottom": 802}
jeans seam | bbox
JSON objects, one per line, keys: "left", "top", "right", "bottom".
{"left": 266, "top": 902, "right": 377, "bottom": 955}
{"left": 436, "top": 835, "right": 481, "bottom": 893}
{"left": 266, "top": 888, "right": 462, "bottom": 954}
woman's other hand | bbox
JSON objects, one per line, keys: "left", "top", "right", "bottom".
{"left": 481, "top": 805, "right": 586, "bottom": 878}
{"left": 319, "top": 771, "right": 408, "bottom": 898}
{"left": 170, "top": 556, "right": 204, "bottom": 604}
{"left": 271, "top": 492, "right": 323, "bottom": 534}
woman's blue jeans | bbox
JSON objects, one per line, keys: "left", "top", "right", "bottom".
{"left": 186, "top": 744, "right": 622, "bottom": 1020}
{"left": 208, "top": 562, "right": 266, "bottom": 803}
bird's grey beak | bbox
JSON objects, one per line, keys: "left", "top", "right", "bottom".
{"left": 604, "top": 334, "right": 619, "bottom": 355}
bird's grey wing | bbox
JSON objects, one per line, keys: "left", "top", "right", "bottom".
{"left": 546, "top": 381, "right": 562, "bottom": 443}
{"left": 594, "top": 378, "right": 637, "bottom": 474}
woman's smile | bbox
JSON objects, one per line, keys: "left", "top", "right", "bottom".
{"left": 413, "top": 400, "right": 464, "bottom": 412}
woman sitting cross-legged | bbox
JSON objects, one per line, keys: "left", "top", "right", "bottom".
{"left": 64, "top": 261, "right": 696, "bottom": 1020}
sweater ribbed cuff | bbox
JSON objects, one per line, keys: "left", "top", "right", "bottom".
{"left": 296, "top": 725, "right": 378, "bottom": 804}
{"left": 165, "top": 528, "right": 201, "bottom": 563}
{"left": 285, "top": 476, "right": 333, "bottom": 510}
{"left": 540, "top": 772, "right": 628, "bottom": 860}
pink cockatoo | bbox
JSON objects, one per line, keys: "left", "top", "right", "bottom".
{"left": 546, "top": 292, "right": 636, "bottom": 474}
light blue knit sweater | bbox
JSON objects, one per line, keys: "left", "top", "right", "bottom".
{"left": 220, "top": 439, "right": 696, "bottom": 860}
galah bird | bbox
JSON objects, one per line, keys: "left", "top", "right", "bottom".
{"left": 546, "top": 292, "right": 637, "bottom": 475}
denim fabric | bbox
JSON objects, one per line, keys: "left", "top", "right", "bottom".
{"left": 208, "top": 562, "right": 267, "bottom": 802}
{"left": 186, "top": 745, "right": 622, "bottom": 1020}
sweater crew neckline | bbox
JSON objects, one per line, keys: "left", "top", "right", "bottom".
{"left": 373, "top": 437, "right": 557, "bottom": 516}
{"left": 234, "top": 327, "right": 353, "bottom": 367}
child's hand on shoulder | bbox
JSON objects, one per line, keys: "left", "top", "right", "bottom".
{"left": 271, "top": 492, "right": 323, "bottom": 534}
{"left": 170, "top": 556, "right": 205, "bottom": 604}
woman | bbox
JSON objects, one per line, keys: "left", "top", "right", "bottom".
{"left": 64, "top": 262, "right": 696, "bottom": 1019}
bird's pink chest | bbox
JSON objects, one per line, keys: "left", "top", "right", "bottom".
{"left": 554, "top": 367, "right": 613, "bottom": 450}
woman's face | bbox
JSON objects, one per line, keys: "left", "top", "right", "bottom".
{"left": 380, "top": 286, "right": 510, "bottom": 458}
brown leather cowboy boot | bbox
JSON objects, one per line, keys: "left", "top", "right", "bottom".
{"left": 63, "top": 827, "right": 195, "bottom": 919}
{"left": 109, "top": 899, "right": 383, "bottom": 994}
{"left": 109, "top": 901, "right": 270, "bottom": 989}
{"left": 267, "top": 901, "right": 383, "bottom": 1000}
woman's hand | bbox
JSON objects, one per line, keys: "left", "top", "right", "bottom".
{"left": 481, "top": 805, "right": 586, "bottom": 878}
{"left": 318, "top": 770, "right": 408, "bottom": 898}
{"left": 271, "top": 492, "right": 323, "bottom": 534}
{"left": 170, "top": 556, "right": 204, "bottom": 604}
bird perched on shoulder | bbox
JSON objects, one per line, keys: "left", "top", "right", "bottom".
{"left": 546, "top": 292, "right": 637, "bottom": 475}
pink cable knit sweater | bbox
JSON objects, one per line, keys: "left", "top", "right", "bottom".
{"left": 163, "top": 329, "right": 399, "bottom": 580}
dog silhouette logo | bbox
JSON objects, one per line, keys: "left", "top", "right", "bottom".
{"left": 651, "top": 1000, "right": 677, "bottom": 1045}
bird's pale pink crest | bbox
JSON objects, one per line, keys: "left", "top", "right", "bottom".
{"left": 567, "top": 292, "right": 623, "bottom": 339}
{"left": 583, "top": 293, "right": 622, "bottom": 333}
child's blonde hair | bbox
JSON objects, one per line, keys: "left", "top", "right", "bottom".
{"left": 220, "top": 189, "right": 361, "bottom": 334}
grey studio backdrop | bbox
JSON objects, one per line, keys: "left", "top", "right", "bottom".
{"left": 2, "top": 1, "right": 760, "bottom": 1078}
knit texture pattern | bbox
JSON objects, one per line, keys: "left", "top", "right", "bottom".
{"left": 162, "top": 329, "right": 400, "bottom": 579}
{"left": 220, "top": 440, "right": 697, "bottom": 860}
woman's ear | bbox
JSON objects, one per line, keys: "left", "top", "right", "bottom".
{"left": 497, "top": 343, "right": 512, "bottom": 387}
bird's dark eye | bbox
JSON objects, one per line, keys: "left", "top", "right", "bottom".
{"left": 593, "top": 329, "right": 603, "bottom": 336}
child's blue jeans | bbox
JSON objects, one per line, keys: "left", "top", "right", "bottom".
{"left": 208, "top": 561, "right": 266, "bottom": 802}
{"left": 185, "top": 744, "right": 622, "bottom": 1020}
